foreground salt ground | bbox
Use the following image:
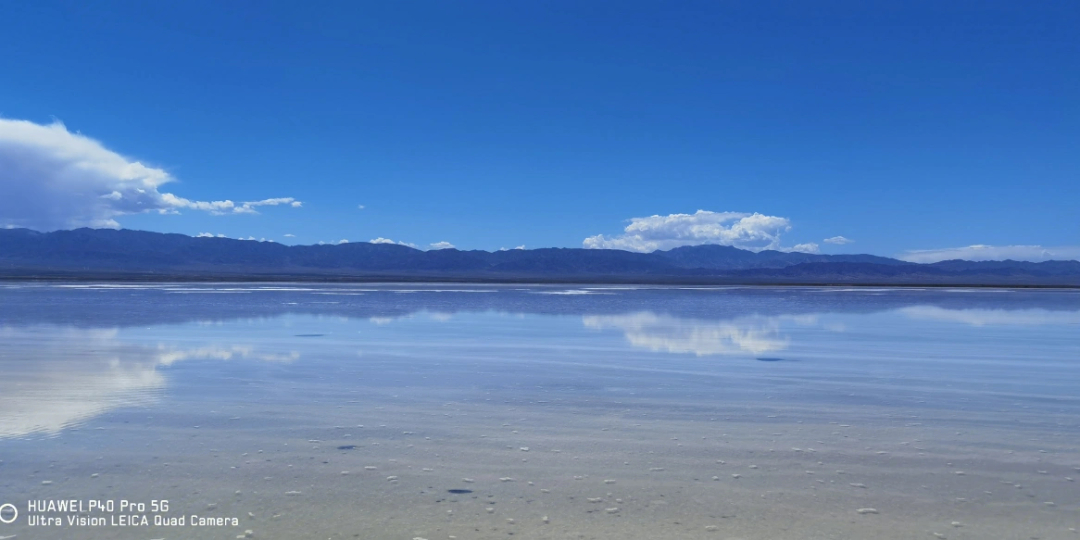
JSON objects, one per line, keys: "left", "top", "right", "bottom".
{"left": 4, "top": 389, "right": 1077, "bottom": 540}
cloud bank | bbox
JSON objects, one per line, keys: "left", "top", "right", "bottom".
{"left": 0, "top": 118, "right": 301, "bottom": 230}
{"left": 900, "top": 244, "right": 1080, "bottom": 263}
{"left": 823, "top": 236, "right": 853, "bottom": 245}
{"left": 583, "top": 210, "right": 802, "bottom": 252}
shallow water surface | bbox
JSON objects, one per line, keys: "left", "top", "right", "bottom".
{"left": 0, "top": 284, "right": 1078, "bottom": 539}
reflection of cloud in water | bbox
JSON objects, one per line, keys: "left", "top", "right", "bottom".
{"left": 156, "top": 345, "right": 299, "bottom": 365}
{"left": 583, "top": 312, "right": 790, "bottom": 356}
{"left": 367, "top": 311, "right": 454, "bottom": 325}
{"left": 536, "top": 290, "right": 608, "bottom": 295}
{"left": 899, "top": 306, "right": 1080, "bottom": 327}
{"left": 789, "top": 314, "right": 819, "bottom": 326}
{"left": 0, "top": 327, "right": 296, "bottom": 439}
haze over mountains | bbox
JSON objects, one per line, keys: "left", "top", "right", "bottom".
{"left": 1, "top": 228, "right": 1078, "bottom": 286}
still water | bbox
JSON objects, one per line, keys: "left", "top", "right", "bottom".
{"left": 0, "top": 284, "right": 1077, "bottom": 539}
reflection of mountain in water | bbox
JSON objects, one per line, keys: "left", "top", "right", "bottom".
{"left": 0, "top": 326, "right": 297, "bottom": 439}
{"left": 1, "top": 284, "right": 1078, "bottom": 330}
{"left": 584, "top": 312, "right": 790, "bottom": 356}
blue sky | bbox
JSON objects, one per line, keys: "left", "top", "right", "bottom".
{"left": 1, "top": 1, "right": 1077, "bottom": 261}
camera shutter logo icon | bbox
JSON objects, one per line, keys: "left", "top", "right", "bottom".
{"left": 0, "top": 503, "right": 17, "bottom": 524}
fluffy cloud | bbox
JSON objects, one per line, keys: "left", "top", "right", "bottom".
{"left": 823, "top": 236, "right": 853, "bottom": 245}
{"left": 899, "top": 244, "right": 1080, "bottom": 263}
{"left": 791, "top": 242, "right": 820, "bottom": 254}
{"left": 583, "top": 210, "right": 793, "bottom": 252}
{"left": 429, "top": 241, "right": 455, "bottom": 250}
{"left": 196, "top": 232, "right": 225, "bottom": 238}
{"left": 0, "top": 118, "right": 301, "bottom": 230}
{"left": 161, "top": 195, "right": 301, "bottom": 215}
{"left": 370, "top": 237, "right": 418, "bottom": 248}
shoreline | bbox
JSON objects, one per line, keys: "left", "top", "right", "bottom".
{"left": 1, "top": 273, "right": 1078, "bottom": 289}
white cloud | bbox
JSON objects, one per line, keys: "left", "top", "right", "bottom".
{"left": 515, "top": 245, "right": 525, "bottom": 250}
{"left": 429, "top": 241, "right": 455, "bottom": 250}
{"left": 0, "top": 118, "right": 301, "bottom": 230}
{"left": 196, "top": 232, "right": 225, "bottom": 238}
{"left": 823, "top": 236, "right": 853, "bottom": 245}
{"left": 158, "top": 194, "right": 300, "bottom": 215}
{"left": 337, "top": 239, "right": 349, "bottom": 244}
{"left": 583, "top": 210, "right": 793, "bottom": 252}
{"left": 284, "top": 233, "right": 295, "bottom": 237}
{"left": 791, "top": 242, "right": 820, "bottom": 254}
{"left": 357, "top": 204, "right": 366, "bottom": 210}
{"left": 369, "top": 237, "right": 417, "bottom": 248}
{"left": 899, "top": 244, "right": 1080, "bottom": 263}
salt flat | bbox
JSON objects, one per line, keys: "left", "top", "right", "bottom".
{"left": 0, "top": 285, "right": 1077, "bottom": 539}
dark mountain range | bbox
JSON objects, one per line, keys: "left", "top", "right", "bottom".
{"left": 1, "top": 228, "right": 1077, "bottom": 286}
{"left": 655, "top": 244, "right": 908, "bottom": 269}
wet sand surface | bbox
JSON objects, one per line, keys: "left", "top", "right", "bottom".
{"left": 0, "top": 284, "right": 1077, "bottom": 539}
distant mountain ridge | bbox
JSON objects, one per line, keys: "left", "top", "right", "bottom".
{"left": 1, "top": 228, "right": 1078, "bottom": 285}
{"left": 655, "top": 244, "right": 909, "bottom": 269}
